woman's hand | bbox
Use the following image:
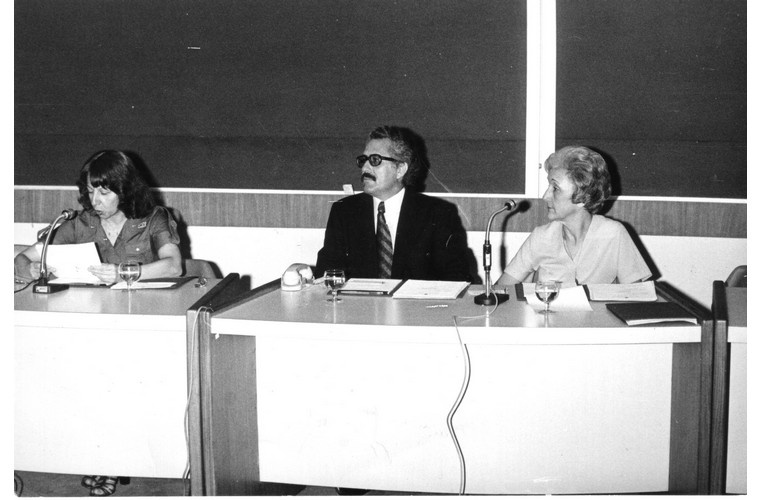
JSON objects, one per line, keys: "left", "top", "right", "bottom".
{"left": 88, "top": 263, "right": 119, "bottom": 284}
{"left": 29, "top": 261, "right": 43, "bottom": 280}
{"left": 15, "top": 257, "right": 54, "bottom": 281}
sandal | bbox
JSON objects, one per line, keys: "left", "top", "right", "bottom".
{"left": 90, "top": 476, "right": 130, "bottom": 497}
{"left": 81, "top": 476, "right": 105, "bottom": 488}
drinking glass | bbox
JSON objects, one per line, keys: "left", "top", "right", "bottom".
{"left": 118, "top": 260, "right": 142, "bottom": 291}
{"left": 323, "top": 269, "right": 346, "bottom": 302}
{"left": 535, "top": 280, "right": 560, "bottom": 314}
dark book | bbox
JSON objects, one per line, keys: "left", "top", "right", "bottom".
{"left": 606, "top": 302, "right": 698, "bottom": 326}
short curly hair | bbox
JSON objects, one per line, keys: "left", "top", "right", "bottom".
{"left": 367, "top": 126, "right": 429, "bottom": 192}
{"left": 76, "top": 150, "right": 156, "bottom": 219}
{"left": 544, "top": 146, "right": 611, "bottom": 213}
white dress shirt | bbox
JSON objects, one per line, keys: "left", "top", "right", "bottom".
{"left": 373, "top": 188, "right": 405, "bottom": 250}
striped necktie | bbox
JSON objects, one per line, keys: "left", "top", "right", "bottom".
{"left": 376, "top": 201, "right": 393, "bottom": 279}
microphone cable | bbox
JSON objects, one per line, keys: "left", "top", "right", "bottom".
{"left": 14, "top": 278, "right": 33, "bottom": 293}
{"left": 446, "top": 317, "right": 471, "bottom": 495}
{"left": 183, "top": 306, "right": 211, "bottom": 496}
{"left": 447, "top": 299, "right": 500, "bottom": 494}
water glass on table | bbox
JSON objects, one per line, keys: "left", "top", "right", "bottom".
{"left": 323, "top": 269, "right": 345, "bottom": 302}
{"left": 534, "top": 267, "right": 561, "bottom": 314}
{"left": 534, "top": 280, "right": 560, "bottom": 314}
{"left": 118, "top": 261, "right": 141, "bottom": 290}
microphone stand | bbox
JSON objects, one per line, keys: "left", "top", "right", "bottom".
{"left": 33, "top": 209, "right": 75, "bottom": 294}
{"left": 474, "top": 201, "right": 516, "bottom": 306}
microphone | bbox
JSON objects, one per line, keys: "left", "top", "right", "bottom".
{"left": 474, "top": 200, "right": 516, "bottom": 306}
{"left": 36, "top": 209, "right": 77, "bottom": 240}
{"left": 33, "top": 209, "right": 77, "bottom": 294}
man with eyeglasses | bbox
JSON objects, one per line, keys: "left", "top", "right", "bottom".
{"left": 314, "top": 125, "right": 471, "bottom": 282}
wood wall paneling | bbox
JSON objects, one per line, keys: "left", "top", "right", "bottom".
{"left": 14, "top": 188, "right": 747, "bottom": 239}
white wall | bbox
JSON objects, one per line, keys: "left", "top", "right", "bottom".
{"left": 16, "top": 223, "right": 746, "bottom": 308}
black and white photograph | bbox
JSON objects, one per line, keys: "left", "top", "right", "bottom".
{"left": 11, "top": 0, "right": 748, "bottom": 497}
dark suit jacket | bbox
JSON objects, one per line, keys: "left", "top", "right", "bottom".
{"left": 315, "top": 191, "right": 471, "bottom": 281}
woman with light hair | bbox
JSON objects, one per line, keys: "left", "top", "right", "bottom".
{"left": 496, "top": 145, "right": 651, "bottom": 287}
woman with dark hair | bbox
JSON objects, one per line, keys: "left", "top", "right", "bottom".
{"left": 495, "top": 145, "right": 651, "bottom": 287}
{"left": 14, "top": 150, "right": 182, "bottom": 496}
{"left": 15, "top": 150, "right": 182, "bottom": 287}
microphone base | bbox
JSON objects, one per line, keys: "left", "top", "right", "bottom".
{"left": 33, "top": 282, "right": 69, "bottom": 294}
{"left": 474, "top": 292, "right": 510, "bottom": 305}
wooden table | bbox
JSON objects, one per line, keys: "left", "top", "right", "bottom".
{"left": 193, "top": 281, "right": 713, "bottom": 495}
{"left": 710, "top": 283, "right": 747, "bottom": 494}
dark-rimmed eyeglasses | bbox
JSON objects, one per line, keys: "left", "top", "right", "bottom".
{"left": 356, "top": 154, "right": 401, "bottom": 168}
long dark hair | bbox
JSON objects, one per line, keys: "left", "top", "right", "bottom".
{"left": 76, "top": 150, "right": 156, "bottom": 219}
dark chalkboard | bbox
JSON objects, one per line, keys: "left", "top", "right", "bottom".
{"left": 14, "top": 0, "right": 527, "bottom": 193}
{"left": 14, "top": 0, "right": 746, "bottom": 198}
{"left": 555, "top": 0, "right": 746, "bottom": 198}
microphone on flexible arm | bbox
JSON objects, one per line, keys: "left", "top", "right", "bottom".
{"left": 33, "top": 209, "right": 77, "bottom": 294}
{"left": 36, "top": 224, "right": 54, "bottom": 241}
{"left": 474, "top": 200, "right": 517, "bottom": 305}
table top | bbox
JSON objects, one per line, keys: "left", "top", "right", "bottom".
{"left": 211, "top": 284, "right": 701, "bottom": 345}
{"left": 14, "top": 279, "right": 221, "bottom": 330}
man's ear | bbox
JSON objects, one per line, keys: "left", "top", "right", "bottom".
{"left": 395, "top": 162, "right": 408, "bottom": 181}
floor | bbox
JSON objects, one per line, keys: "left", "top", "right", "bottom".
{"left": 13, "top": 471, "right": 419, "bottom": 497}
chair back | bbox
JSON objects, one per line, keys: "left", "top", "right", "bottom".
{"left": 183, "top": 259, "right": 220, "bottom": 279}
{"left": 725, "top": 265, "right": 747, "bottom": 288}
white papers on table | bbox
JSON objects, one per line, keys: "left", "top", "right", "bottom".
{"left": 523, "top": 283, "right": 593, "bottom": 312}
{"left": 36, "top": 242, "right": 103, "bottom": 285}
{"left": 586, "top": 281, "right": 657, "bottom": 302}
{"left": 393, "top": 280, "right": 470, "bottom": 300}
{"left": 111, "top": 281, "right": 176, "bottom": 290}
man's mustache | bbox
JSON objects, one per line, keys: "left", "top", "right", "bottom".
{"left": 361, "top": 172, "right": 376, "bottom": 181}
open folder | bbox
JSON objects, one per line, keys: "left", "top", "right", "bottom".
{"left": 392, "top": 280, "right": 470, "bottom": 300}
{"left": 586, "top": 281, "right": 657, "bottom": 302}
{"left": 111, "top": 277, "right": 195, "bottom": 290}
{"left": 339, "top": 278, "right": 403, "bottom": 296}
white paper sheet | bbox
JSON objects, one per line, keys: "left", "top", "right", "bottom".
{"left": 392, "top": 280, "right": 470, "bottom": 300}
{"left": 523, "top": 283, "right": 593, "bottom": 312}
{"left": 586, "top": 281, "right": 657, "bottom": 302}
{"left": 36, "top": 242, "right": 103, "bottom": 284}
{"left": 111, "top": 281, "right": 176, "bottom": 290}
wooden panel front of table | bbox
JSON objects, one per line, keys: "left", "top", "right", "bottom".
{"left": 197, "top": 282, "right": 711, "bottom": 495}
